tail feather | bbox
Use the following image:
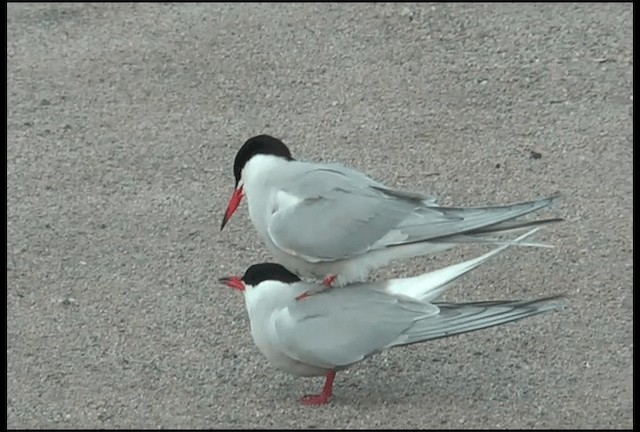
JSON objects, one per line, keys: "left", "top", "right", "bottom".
{"left": 433, "top": 236, "right": 556, "bottom": 249}
{"left": 385, "top": 228, "right": 543, "bottom": 303}
{"left": 395, "top": 195, "right": 561, "bottom": 246}
{"left": 465, "top": 217, "right": 564, "bottom": 236}
{"left": 390, "top": 295, "right": 567, "bottom": 348}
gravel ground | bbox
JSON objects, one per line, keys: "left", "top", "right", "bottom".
{"left": 7, "top": 3, "right": 632, "bottom": 429}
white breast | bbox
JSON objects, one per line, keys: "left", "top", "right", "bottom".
{"left": 242, "top": 281, "right": 326, "bottom": 377}
{"left": 241, "top": 155, "right": 289, "bottom": 237}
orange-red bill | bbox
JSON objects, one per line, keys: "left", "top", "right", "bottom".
{"left": 220, "top": 186, "right": 244, "bottom": 230}
{"left": 219, "top": 276, "right": 245, "bottom": 292}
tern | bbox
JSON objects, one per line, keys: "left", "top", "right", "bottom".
{"left": 219, "top": 228, "right": 566, "bottom": 405}
{"left": 221, "top": 135, "right": 562, "bottom": 288}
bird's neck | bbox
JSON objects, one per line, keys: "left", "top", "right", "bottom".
{"left": 242, "top": 154, "right": 290, "bottom": 196}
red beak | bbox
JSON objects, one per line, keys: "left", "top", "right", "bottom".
{"left": 219, "top": 276, "right": 245, "bottom": 292}
{"left": 220, "top": 186, "right": 244, "bottom": 230}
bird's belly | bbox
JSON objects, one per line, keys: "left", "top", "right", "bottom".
{"left": 251, "top": 331, "right": 326, "bottom": 377}
{"left": 264, "top": 241, "right": 378, "bottom": 286}
{"left": 251, "top": 205, "right": 376, "bottom": 284}
{"left": 260, "top": 238, "right": 329, "bottom": 278}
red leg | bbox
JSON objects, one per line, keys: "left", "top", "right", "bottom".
{"left": 295, "top": 291, "right": 310, "bottom": 301}
{"left": 322, "top": 274, "right": 337, "bottom": 286}
{"left": 295, "top": 274, "right": 337, "bottom": 301}
{"left": 301, "top": 371, "right": 336, "bottom": 406}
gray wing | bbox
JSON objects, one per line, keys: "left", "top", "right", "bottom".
{"left": 268, "top": 163, "right": 559, "bottom": 263}
{"left": 272, "top": 286, "right": 439, "bottom": 369}
{"left": 389, "top": 196, "right": 560, "bottom": 245}
{"left": 390, "top": 296, "right": 567, "bottom": 348}
{"left": 267, "top": 164, "right": 443, "bottom": 262}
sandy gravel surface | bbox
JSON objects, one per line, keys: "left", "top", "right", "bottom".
{"left": 7, "top": 3, "right": 632, "bottom": 429}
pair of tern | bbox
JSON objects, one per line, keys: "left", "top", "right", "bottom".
{"left": 219, "top": 134, "right": 565, "bottom": 405}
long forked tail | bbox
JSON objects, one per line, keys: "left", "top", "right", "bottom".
{"left": 385, "top": 228, "right": 544, "bottom": 303}
{"left": 395, "top": 194, "right": 563, "bottom": 248}
{"left": 441, "top": 216, "right": 564, "bottom": 247}
{"left": 392, "top": 295, "right": 567, "bottom": 347}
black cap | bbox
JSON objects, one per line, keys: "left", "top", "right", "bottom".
{"left": 242, "top": 263, "right": 301, "bottom": 285}
{"left": 233, "top": 135, "right": 294, "bottom": 186}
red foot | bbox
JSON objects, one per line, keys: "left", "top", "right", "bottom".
{"left": 322, "top": 274, "right": 337, "bottom": 286}
{"left": 295, "top": 291, "right": 310, "bottom": 301}
{"left": 301, "top": 393, "right": 332, "bottom": 405}
{"left": 295, "top": 275, "right": 337, "bottom": 301}
{"left": 300, "top": 371, "right": 335, "bottom": 406}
